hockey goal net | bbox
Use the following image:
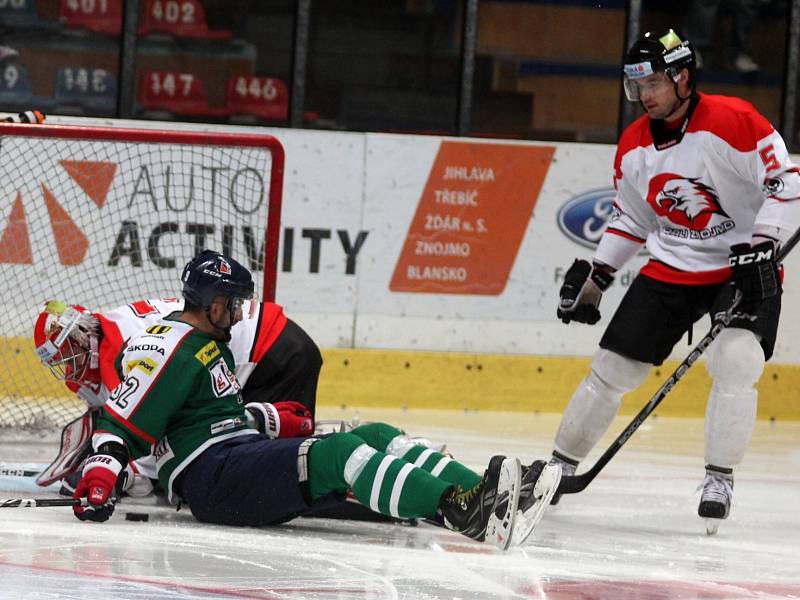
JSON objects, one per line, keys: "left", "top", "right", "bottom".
{"left": 0, "top": 122, "right": 284, "bottom": 434}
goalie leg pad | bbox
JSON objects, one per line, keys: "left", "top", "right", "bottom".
{"left": 704, "top": 329, "right": 763, "bottom": 467}
{"left": 554, "top": 349, "right": 651, "bottom": 461}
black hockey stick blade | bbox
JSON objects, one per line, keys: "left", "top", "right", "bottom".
{"left": 1, "top": 497, "right": 86, "bottom": 508}
{"left": 558, "top": 225, "right": 800, "bottom": 496}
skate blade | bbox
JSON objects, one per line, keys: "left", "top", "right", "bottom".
{"left": 510, "top": 463, "right": 562, "bottom": 548}
{"left": 705, "top": 518, "right": 721, "bottom": 536}
{"left": 485, "top": 457, "right": 522, "bottom": 551}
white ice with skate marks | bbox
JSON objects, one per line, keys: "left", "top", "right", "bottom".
{"left": 0, "top": 410, "right": 798, "bottom": 599}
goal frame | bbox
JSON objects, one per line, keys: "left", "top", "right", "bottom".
{"left": 0, "top": 122, "right": 285, "bottom": 300}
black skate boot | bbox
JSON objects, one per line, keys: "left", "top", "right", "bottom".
{"left": 548, "top": 450, "right": 578, "bottom": 505}
{"left": 510, "top": 460, "right": 562, "bottom": 547}
{"left": 439, "top": 455, "right": 521, "bottom": 550}
{"left": 698, "top": 465, "right": 733, "bottom": 535}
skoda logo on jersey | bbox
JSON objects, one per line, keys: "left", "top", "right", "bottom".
{"left": 557, "top": 188, "right": 616, "bottom": 249}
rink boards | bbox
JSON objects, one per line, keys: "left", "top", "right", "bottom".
{"left": 3, "top": 118, "right": 800, "bottom": 421}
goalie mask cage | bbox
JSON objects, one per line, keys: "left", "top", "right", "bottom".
{"left": 0, "top": 122, "right": 284, "bottom": 433}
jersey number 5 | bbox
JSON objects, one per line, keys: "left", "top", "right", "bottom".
{"left": 759, "top": 144, "right": 781, "bottom": 172}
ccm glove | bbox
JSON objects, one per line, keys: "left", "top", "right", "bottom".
{"left": 246, "top": 400, "right": 314, "bottom": 438}
{"left": 728, "top": 241, "right": 781, "bottom": 313}
{"left": 557, "top": 259, "right": 615, "bottom": 325}
{"left": 72, "top": 448, "right": 126, "bottom": 522}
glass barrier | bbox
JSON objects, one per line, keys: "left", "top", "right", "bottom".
{"left": 0, "top": 0, "right": 121, "bottom": 118}
{"left": 470, "top": 0, "right": 627, "bottom": 142}
{"left": 641, "top": 0, "right": 789, "bottom": 132}
{"left": 304, "top": 1, "right": 463, "bottom": 134}
{"left": 133, "top": 0, "right": 294, "bottom": 126}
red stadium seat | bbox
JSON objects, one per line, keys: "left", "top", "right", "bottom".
{"left": 226, "top": 76, "right": 288, "bottom": 121}
{"left": 138, "top": 0, "right": 232, "bottom": 39}
{"left": 138, "top": 70, "right": 229, "bottom": 116}
{"left": 59, "top": 0, "right": 122, "bottom": 35}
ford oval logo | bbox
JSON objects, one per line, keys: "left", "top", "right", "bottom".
{"left": 557, "top": 188, "right": 616, "bottom": 249}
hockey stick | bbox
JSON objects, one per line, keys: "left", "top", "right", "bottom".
{"left": 558, "top": 227, "right": 800, "bottom": 496}
{"left": 0, "top": 466, "right": 43, "bottom": 478}
{"left": 0, "top": 497, "right": 86, "bottom": 508}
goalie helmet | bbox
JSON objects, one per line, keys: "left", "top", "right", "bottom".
{"left": 33, "top": 300, "right": 100, "bottom": 387}
{"left": 623, "top": 29, "right": 696, "bottom": 101}
{"left": 181, "top": 250, "right": 254, "bottom": 335}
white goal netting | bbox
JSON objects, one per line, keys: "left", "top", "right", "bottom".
{"left": 0, "top": 123, "right": 283, "bottom": 434}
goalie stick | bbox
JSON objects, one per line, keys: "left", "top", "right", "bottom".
{"left": 557, "top": 226, "right": 800, "bottom": 497}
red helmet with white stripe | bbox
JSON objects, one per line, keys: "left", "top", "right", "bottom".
{"left": 33, "top": 301, "right": 100, "bottom": 389}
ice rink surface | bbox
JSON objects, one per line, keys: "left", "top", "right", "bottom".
{"left": 0, "top": 408, "right": 798, "bottom": 600}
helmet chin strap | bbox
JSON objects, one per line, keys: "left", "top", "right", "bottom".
{"left": 205, "top": 298, "right": 238, "bottom": 342}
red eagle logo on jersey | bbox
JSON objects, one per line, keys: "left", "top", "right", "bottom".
{"left": 646, "top": 173, "right": 729, "bottom": 230}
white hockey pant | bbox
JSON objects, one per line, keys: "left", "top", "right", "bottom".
{"left": 704, "top": 328, "right": 764, "bottom": 469}
{"left": 554, "top": 349, "right": 651, "bottom": 461}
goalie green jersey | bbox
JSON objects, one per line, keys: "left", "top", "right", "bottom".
{"left": 96, "top": 316, "right": 258, "bottom": 502}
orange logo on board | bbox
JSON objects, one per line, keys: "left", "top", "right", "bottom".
{"left": 0, "top": 160, "right": 117, "bottom": 264}
{"left": 390, "top": 141, "right": 555, "bottom": 295}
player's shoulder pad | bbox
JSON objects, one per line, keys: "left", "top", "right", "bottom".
{"left": 691, "top": 93, "right": 774, "bottom": 150}
{"left": 615, "top": 114, "right": 652, "bottom": 179}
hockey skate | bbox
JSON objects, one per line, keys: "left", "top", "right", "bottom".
{"left": 510, "top": 460, "right": 562, "bottom": 547}
{"left": 548, "top": 452, "right": 577, "bottom": 505}
{"left": 698, "top": 467, "right": 733, "bottom": 535}
{"left": 439, "top": 455, "right": 521, "bottom": 550}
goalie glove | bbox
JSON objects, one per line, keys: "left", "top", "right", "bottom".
{"left": 2, "top": 110, "right": 45, "bottom": 124}
{"left": 557, "top": 259, "right": 615, "bottom": 325}
{"left": 72, "top": 442, "right": 127, "bottom": 522}
{"left": 246, "top": 400, "right": 314, "bottom": 439}
{"left": 728, "top": 241, "right": 781, "bottom": 313}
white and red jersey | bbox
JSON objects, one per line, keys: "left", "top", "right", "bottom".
{"left": 595, "top": 93, "right": 800, "bottom": 284}
{"left": 83, "top": 298, "right": 286, "bottom": 407}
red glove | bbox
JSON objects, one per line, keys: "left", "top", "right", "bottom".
{"left": 72, "top": 453, "right": 123, "bottom": 522}
{"left": 246, "top": 401, "right": 314, "bottom": 438}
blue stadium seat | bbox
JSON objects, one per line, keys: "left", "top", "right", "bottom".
{"left": 0, "top": 62, "right": 34, "bottom": 108}
{"left": 0, "top": 0, "right": 54, "bottom": 28}
{"left": 54, "top": 67, "right": 117, "bottom": 114}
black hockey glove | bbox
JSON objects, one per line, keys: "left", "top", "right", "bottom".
{"left": 557, "top": 259, "right": 614, "bottom": 325}
{"left": 728, "top": 241, "right": 781, "bottom": 314}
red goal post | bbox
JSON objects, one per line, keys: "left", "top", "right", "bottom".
{"left": 0, "top": 122, "right": 284, "bottom": 430}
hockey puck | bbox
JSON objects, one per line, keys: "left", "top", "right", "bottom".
{"left": 125, "top": 512, "right": 149, "bottom": 522}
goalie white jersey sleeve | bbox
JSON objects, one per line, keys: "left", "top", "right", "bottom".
{"left": 94, "top": 298, "right": 287, "bottom": 403}
{"left": 595, "top": 92, "right": 800, "bottom": 284}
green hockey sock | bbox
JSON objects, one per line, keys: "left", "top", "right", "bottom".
{"left": 350, "top": 451, "right": 450, "bottom": 519}
{"left": 308, "top": 433, "right": 450, "bottom": 519}
{"left": 349, "top": 422, "right": 481, "bottom": 489}
{"left": 386, "top": 436, "right": 481, "bottom": 490}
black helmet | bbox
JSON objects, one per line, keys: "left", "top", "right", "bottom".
{"left": 623, "top": 29, "right": 695, "bottom": 101}
{"left": 181, "top": 249, "right": 254, "bottom": 311}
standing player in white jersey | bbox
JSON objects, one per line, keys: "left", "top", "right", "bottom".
{"left": 550, "top": 29, "right": 800, "bottom": 534}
